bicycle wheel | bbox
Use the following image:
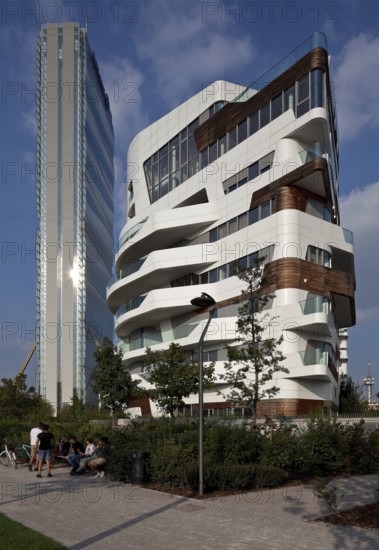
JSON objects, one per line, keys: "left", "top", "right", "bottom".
{"left": 15, "top": 448, "right": 28, "bottom": 464}
{"left": 0, "top": 451, "right": 10, "bottom": 466}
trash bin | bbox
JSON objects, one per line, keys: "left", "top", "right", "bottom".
{"left": 131, "top": 451, "right": 147, "bottom": 484}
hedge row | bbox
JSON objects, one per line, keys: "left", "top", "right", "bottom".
{"left": 2, "top": 417, "right": 378, "bottom": 493}
{"left": 106, "top": 418, "right": 379, "bottom": 491}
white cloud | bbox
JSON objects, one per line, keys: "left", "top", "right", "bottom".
{"left": 22, "top": 109, "right": 37, "bottom": 134}
{"left": 98, "top": 56, "right": 148, "bottom": 156}
{"left": 334, "top": 33, "right": 379, "bottom": 140}
{"left": 0, "top": 24, "right": 37, "bottom": 82}
{"left": 99, "top": 57, "right": 148, "bottom": 240}
{"left": 134, "top": 1, "right": 255, "bottom": 106}
{"left": 340, "top": 181, "right": 379, "bottom": 322}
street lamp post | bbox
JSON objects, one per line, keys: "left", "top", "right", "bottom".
{"left": 190, "top": 292, "right": 216, "bottom": 496}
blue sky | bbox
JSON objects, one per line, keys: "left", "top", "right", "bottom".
{"left": 1, "top": 0, "right": 378, "bottom": 398}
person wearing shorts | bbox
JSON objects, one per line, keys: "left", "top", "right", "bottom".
{"left": 36, "top": 424, "right": 54, "bottom": 478}
{"left": 29, "top": 422, "right": 44, "bottom": 472}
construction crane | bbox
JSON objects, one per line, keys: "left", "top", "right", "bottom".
{"left": 18, "top": 342, "right": 37, "bottom": 376}
{"left": 84, "top": 321, "right": 102, "bottom": 349}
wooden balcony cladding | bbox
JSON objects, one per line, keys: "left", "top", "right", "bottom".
{"left": 212, "top": 257, "right": 355, "bottom": 327}
{"left": 250, "top": 157, "right": 333, "bottom": 213}
{"left": 261, "top": 258, "right": 354, "bottom": 299}
{"left": 275, "top": 186, "right": 308, "bottom": 212}
{"left": 262, "top": 258, "right": 356, "bottom": 327}
{"left": 195, "top": 48, "right": 329, "bottom": 152}
{"left": 217, "top": 258, "right": 356, "bottom": 328}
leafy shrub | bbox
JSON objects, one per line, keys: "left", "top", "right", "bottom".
{"left": 260, "top": 423, "right": 303, "bottom": 472}
{"left": 106, "top": 427, "right": 149, "bottom": 482}
{"left": 340, "top": 421, "right": 378, "bottom": 474}
{"left": 0, "top": 419, "right": 30, "bottom": 448}
{"left": 204, "top": 463, "right": 287, "bottom": 491}
{"left": 204, "top": 426, "right": 264, "bottom": 465}
{"left": 253, "top": 464, "right": 288, "bottom": 487}
{"left": 204, "top": 463, "right": 256, "bottom": 491}
{"left": 300, "top": 418, "right": 345, "bottom": 476}
{"left": 147, "top": 426, "right": 199, "bottom": 486}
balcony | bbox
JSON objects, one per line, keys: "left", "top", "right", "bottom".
{"left": 234, "top": 32, "right": 328, "bottom": 103}
{"left": 114, "top": 287, "right": 237, "bottom": 342}
{"left": 107, "top": 258, "right": 146, "bottom": 291}
{"left": 282, "top": 295, "right": 334, "bottom": 338}
{"left": 115, "top": 203, "right": 217, "bottom": 270}
{"left": 298, "top": 142, "right": 327, "bottom": 164}
{"left": 299, "top": 295, "right": 330, "bottom": 315}
{"left": 118, "top": 218, "right": 148, "bottom": 251}
{"left": 115, "top": 296, "right": 146, "bottom": 319}
{"left": 342, "top": 228, "right": 354, "bottom": 245}
{"left": 119, "top": 322, "right": 200, "bottom": 353}
{"left": 108, "top": 244, "right": 215, "bottom": 313}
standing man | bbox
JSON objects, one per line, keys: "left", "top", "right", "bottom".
{"left": 29, "top": 422, "right": 44, "bottom": 472}
{"left": 36, "top": 424, "right": 54, "bottom": 478}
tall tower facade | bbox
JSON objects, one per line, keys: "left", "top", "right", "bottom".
{"left": 36, "top": 23, "right": 114, "bottom": 410}
{"left": 107, "top": 33, "right": 355, "bottom": 416}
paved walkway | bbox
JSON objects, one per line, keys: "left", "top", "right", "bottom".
{"left": 0, "top": 463, "right": 378, "bottom": 549}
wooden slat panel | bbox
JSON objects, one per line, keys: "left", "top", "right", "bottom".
{"left": 210, "top": 258, "right": 355, "bottom": 327}
{"left": 250, "top": 158, "right": 333, "bottom": 212}
{"left": 128, "top": 396, "right": 151, "bottom": 416}
{"left": 257, "top": 398, "right": 334, "bottom": 416}
{"left": 195, "top": 48, "right": 329, "bottom": 151}
{"left": 195, "top": 399, "right": 332, "bottom": 416}
{"left": 261, "top": 258, "right": 355, "bottom": 300}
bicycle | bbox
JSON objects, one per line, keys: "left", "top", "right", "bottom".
{"left": 15, "top": 443, "right": 32, "bottom": 464}
{"left": 0, "top": 439, "right": 17, "bottom": 468}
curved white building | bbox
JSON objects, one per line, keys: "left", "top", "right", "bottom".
{"left": 107, "top": 33, "right": 355, "bottom": 416}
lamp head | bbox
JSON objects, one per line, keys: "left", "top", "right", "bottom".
{"left": 190, "top": 292, "right": 216, "bottom": 308}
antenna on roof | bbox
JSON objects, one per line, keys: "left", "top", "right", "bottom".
{"left": 85, "top": 16, "right": 88, "bottom": 34}
{"left": 363, "top": 361, "right": 375, "bottom": 404}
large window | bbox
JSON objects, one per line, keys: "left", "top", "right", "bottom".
{"left": 307, "top": 246, "right": 332, "bottom": 268}
{"left": 306, "top": 198, "right": 332, "bottom": 221}
{"left": 172, "top": 245, "right": 274, "bottom": 287}
{"left": 144, "top": 102, "right": 226, "bottom": 203}
{"left": 223, "top": 152, "right": 274, "bottom": 195}
{"left": 206, "top": 200, "right": 274, "bottom": 243}
{"left": 144, "top": 69, "right": 326, "bottom": 203}
{"left": 297, "top": 74, "right": 310, "bottom": 117}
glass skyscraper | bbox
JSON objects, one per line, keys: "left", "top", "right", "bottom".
{"left": 36, "top": 23, "right": 114, "bottom": 411}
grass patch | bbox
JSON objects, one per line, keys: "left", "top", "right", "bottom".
{"left": 0, "top": 513, "right": 66, "bottom": 549}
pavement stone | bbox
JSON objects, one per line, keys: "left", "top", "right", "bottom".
{"left": 0, "top": 463, "right": 378, "bottom": 549}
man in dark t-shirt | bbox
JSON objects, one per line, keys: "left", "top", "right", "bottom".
{"left": 66, "top": 436, "right": 85, "bottom": 472}
{"left": 36, "top": 424, "right": 54, "bottom": 478}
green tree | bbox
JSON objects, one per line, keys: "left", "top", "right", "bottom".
{"left": 0, "top": 374, "right": 53, "bottom": 420}
{"left": 339, "top": 375, "right": 368, "bottom": 414}
{"left": 144, "top": 342, "right": 215, "bottom": 417}
{"left": 91, "top": 337, "right": 138, "bottom": 427}
{"left": 57, "top": 394, "right": 87, "bottom": 422}
{"left": 222, "top": 260, "right": 288, "bottom": 423}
